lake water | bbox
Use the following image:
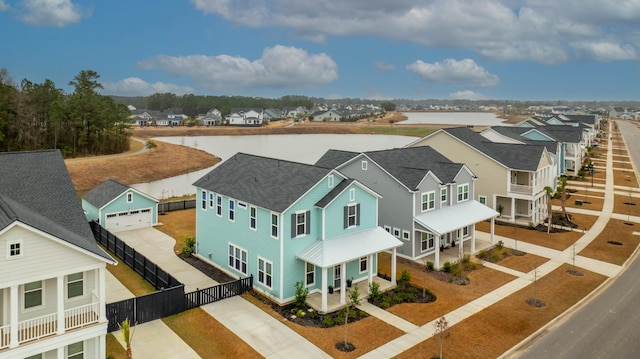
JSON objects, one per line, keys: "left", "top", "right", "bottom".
{"left": 401, "top": 112, "right": 508, "bottom": 126}
{"left": 132, "top": 134, "right": 414, "bottom": 199}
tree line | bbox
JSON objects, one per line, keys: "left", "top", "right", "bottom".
{"left": 0, "top": 69, "right": 131, "bottom": 157}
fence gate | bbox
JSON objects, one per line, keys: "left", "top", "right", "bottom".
{"left": 106, "top": 298, "right": 135, "bottom": 332}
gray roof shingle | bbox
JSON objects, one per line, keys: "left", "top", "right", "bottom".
{"left": 83, "top": 179, "right": 131, "bottom": 208}
{"left": 0, "top": 150, "right": 113, "bottom": 261}
{"left": 193, "top": 153, "right": 334, "bottom": 212}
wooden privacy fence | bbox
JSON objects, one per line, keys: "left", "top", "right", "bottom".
{"left": 158, "top": 199, "right": 196, "bottom": 214}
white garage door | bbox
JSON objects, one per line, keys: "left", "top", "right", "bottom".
{"left": 105, "top": 208, "right": 153, "bottom": 232}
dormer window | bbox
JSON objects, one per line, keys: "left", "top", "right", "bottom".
{"left": 7, "top": 240, "right": 23, "bottom": 259}
{"left": 126, "top": 192, "right": 133, "bottom": 203}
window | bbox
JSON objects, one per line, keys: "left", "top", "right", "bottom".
{"left": 209, "top": 192, "right": 214, "bottom": 208}
{"left": 344, "top": 204, "right": 360, "bottom": 228}
{"left": 421, "top": 191, "right": 435, "bottom": 211}
{"left": 349, "top": 188, "right": 356, "bottom": 201}
{"left": 306, "top": 262, "right": 315, "bottom": 286}
{"left": 457, "top": 183, "right": 469, "bottom": 202}
{"left": 292, "top": 211, "right": 310, "bottom": 238}
{"left": 361, "top": 160, "right": 368, "bottom": 170}
{"left": 463, "top": 226, "right": 469, "bottom": 237}
{"left": 228, "top": 244, "right": 247, "bottom": 274}
{"left": 441, "top": 188, "right": 447, "bottom": 203}
{"left": 296, "top": 212, "right": 306, "bottom": 236}
{"left": 67, "top": 272, "right": 83, "bottom": 299}
{"left": 402, "top": 230, "right": 410, "bottom": 240}
{"left": 359, "top": 257, "right": 368, "bottom": 273}
{"left": 328, "top": 174, "right": 334, "bottom": 188}
{"left": 201, "top": 191, "right": 207, "bottom": 210}
{"left": 228, "top": 199, "right": 235, "bottom": 221}
{"left": 216, "top": 195, "right": 222, "bottom": 216}
{"left": 479, "top": 196, "right": 487, "bottom": 205}
{"left": 67, "top": 341, "right": 83, "bottom": 359}
{"left": 421, "top": 232, "right": 434, "bottom": 252}
{"left": 393, "top": 228, "right": 400, "bottom": 237}
{"left": 271, "top": 213, "right": 278, "bottom": 238}
{"left": 126, "top": 192, "right": 133, "bottom": 203}
{"left": 249, "top": 206, "right": 257, "bottom": 230}
{"left": 257, "top": 258, "right": 273, "bottom": 288}
{"left": 384, "top": 225, "right": 391, "bottom": 233}
{"left": 24, "top": 281, "right": 42, "bottom": 309}
{"left": 7, "top": 240, "right": 22, "bottom": 258}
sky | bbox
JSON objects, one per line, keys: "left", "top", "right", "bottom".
{"left": 0, "top": 0, "right": 639, "bottom": 101}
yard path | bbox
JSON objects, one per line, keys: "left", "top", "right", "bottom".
{"left": 65, "top": 137, "right": 148, "bottom": 163}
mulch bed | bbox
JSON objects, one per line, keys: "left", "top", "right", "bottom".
{"left": 181, "top": 254, "right": 235, "bottom": 283}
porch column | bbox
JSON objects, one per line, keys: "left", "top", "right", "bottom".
{"left": 490, "top": 217, "right": 495, "bottom": 244}
{"left": 339, "top": 262, "right": 346, "bottom": 305}
{"left": 57, "top": 275, "right": 65, "bottom": 334}
{"left": 367, "top": 255, "right": 376, "bottom": 293}
{"left": 435, "top": 235, "right": 441, "bottom": 269}
{"left": 98, "top": 267, "right": 107, "bottom": 321}
{"left": 9, "top": 285, "right": 18, "bottom": 348}
{"left": 458, "top": 231, "right": 463, "bottom": 259}
{"left": 57, "top": 347, "right": 64, "bottom": 359}
{"left": 99, "top": 334, "right": 106, "bottom": 359}
{"left": 511, "top": 197, "right": 516, "bottom": 223}
{"left": 390, "top": 250, "right": 397, "bottom": 286}
{"left": 321, "top": 267, "right": 328, "bottom": 313}
{"left": 471, "top": 226, "right": 476, "bottom": 253}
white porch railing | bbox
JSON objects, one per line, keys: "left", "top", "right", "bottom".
{"left": 65, "top": 302, "right": 99, "bottom": 330}
{"left": 18, "top": 312, "right": 57, "bottom": 343}
{"left": 2, "top": 302, "right": 99, "bottom": 348}
{"left": 509, "top": 183, "right": 534, "bottom": 195}
{"left": 0, "top": 324, "right": 9, "bottom": 349}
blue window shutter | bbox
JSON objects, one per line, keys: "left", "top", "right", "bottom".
{"left": 305, "top": 211, "right": 311, "bottom": 235}
{"left": 356, "top": 203, "right": 361, "bottom": 226}
{"left": 343, "top": 206, "right": 348, "bottom": 229}
{"left": 291, "top": 213, "right": 296, "bottom": 238}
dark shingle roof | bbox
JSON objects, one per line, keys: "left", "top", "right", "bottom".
{"left": 193, "top": 153, "right": 333, "bottom": 212}
{"left": 315, "top": 179, "right": 354, "bottom": 208}
{"left": 443, "top": 127, "right": 547, "bottom": 171}
{"left": 83, "top": 179, "right": 131, "bottom": 208}
{"left": 0, "top": 150, "right": 113, "bottom": 261}
{"left": 315, "top": 150, "right": 359, "bottom": 169}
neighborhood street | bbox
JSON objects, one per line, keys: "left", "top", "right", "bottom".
{"left": 509, "top": 120, "right": 640, "bottom": 358}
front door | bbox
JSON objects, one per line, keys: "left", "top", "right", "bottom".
{"left": 334, "top": 265, "right": 341, "bottom": 288}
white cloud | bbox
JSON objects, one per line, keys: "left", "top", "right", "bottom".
{"left": 19, "top": 0, "right": 90, "bottom": 27}
{"left": 449, "top": 90, "right": 489, "bottom": 101}
{"left": 570, "top": 41, "right": 638, "bottom": 62}
{"left": 406, "top": 58, "right": 500, "bottom": 88}
{"left": 101, "top": 77, "right": 195, "bottom": 96}
{"left": 0, "top": 1, "right": 10, "bottom": 11}
{"left": 138, "top": 45, "right": 338, "bottom": 91}
{"left": 190, "top": 0, "right": 640, "bottom": 63}
{"left": 375, "top": 61, "right": 395, "bottom": 71}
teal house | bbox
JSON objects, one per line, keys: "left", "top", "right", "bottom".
{"left": 193, "top": 153, "right": 402, "bottom": 313}
{"left": 82, "top": 179, "right": 159, "bottom": 232}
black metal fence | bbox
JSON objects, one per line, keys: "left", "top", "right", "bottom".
{"left": 185, "top": 275, "right": 253, "bottom": 310}
{"left": 158, "top": 199, "right": 196, "bottom": 214}
{"left": 106, "top": 286, "right": 186, "bottom": 332}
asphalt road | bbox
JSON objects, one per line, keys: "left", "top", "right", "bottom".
{"left": 510, "top": 120, "right": 640, "bottom": 359}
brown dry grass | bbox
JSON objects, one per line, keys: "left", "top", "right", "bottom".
{"left": 242, "top": 292, "right": 404, "bottom": 359}
{"left": 106, "top": 333, "right": 126, "bottom": 359}
{"left": 155, "top": 209, "right": 196, "bottom": 254}
{"left": 378, "top": 253, "right": 515, "bottom": 326}
{"left": 103, "top": 245, "right": 156, "bottom": 296}
{"left": 476, "top": 221, "right": 584, "bottom": 251}
{"left": 552, "top": 192, "right": 604, "bottom": 212}
{"left": 496, "top": 253, "right": 549, "bottom": 274}
{"left": 66, "top": 140, "right": 220, "bottom": 191}
{"left": 613, "top": 194, "right": 640, "bottom": 217}
{"left": 161, "top": 307, "right": 262, "bottom": 358}
{"left": 578, "top": 219, "right": 640, "bottom": 265}
{"left": 395, "top": 264, "right": 607, "bottom": 359}
{"left": 613, "top": 160, "right": 633, "bottom": 169}
{"left": 614, "top": 169, "right": 639, "bottom": 187}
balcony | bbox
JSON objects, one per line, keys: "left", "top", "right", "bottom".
{"left": 509, "top": 183, "right": 534, "bottom": 195}
{"left": 0, "top": 302, "right": 99, "bottom": 350}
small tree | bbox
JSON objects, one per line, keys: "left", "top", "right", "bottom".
{"left": 433, "top": 316, "right": 449, "bottom": 359}
{"left": 293, "top": 281, "right": 309, "bottom": 309}
{"left": 558, "top": 177, "right": 569, "bottom": 221}
{"left": 118, "top": 318, "right": 135, "bottom": 359}
{"left": 544, "top": 186, "right": 554, "bottom": 233}
{"left": 344, "top": 286, "right": 361, "bottom": 350}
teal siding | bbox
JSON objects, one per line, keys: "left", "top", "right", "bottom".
{"left": 522, "top": 131, "right": 553, "bottom": 141}
{"left": 323, "top": 183, "right": 377, "bottom": 238}
{"left": 82, "top": 200, "right": 99, "bottom": 222}
{"left": 99, "top": 190, "right": 158, "bottom": 224}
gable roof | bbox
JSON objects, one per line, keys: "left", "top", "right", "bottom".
{"left": 314, "top": 149, "right": 359, "bottom": 169}
{"left": 0, "top": 150, "right": 113, "bottom": 262}
{"left": 83, "top": 179, "right": 131, "bottom": 208}
{"left": 315, "top": 179, "right": 354, "bottom": 208}
{"left": 193, "top": 153, "right": 336, "bottom": 213}
{"left": 441, "top": 127, "right": 548, "bottom": 171}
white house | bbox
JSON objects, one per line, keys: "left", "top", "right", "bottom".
{"left": 227, "top": 108, "right": 264, "bottom": 126}
{"left": 0, "top": 150, "right": 115, "bottom": 358}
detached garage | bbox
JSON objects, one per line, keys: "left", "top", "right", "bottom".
{"left": 82, "top": 179, "right": 159, "bottom": 232}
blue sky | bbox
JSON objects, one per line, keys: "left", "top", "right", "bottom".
{"left": 1, "top": 0, "right": 639, "bottom": 101}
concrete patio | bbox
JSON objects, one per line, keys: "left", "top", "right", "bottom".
{"left": 306, "top": 276, "right": 395, "bottom": 313}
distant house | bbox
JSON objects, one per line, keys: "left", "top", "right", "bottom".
{"left": 82, "top": 179, "right": 159, "bottom": 232}
{"left": 263, "top": 108, "right": 283, "bottom": 121}
{"left": 199, "top": 108, "right": 223, "bottom": 126}
{"left": 283, "top": 106, "right": 308, "bottom": 119}
{"left": 193, "top": 153, "right": 402, "bottom": 313}
{"left": 0, "top": 150, "right": 115, "bottom": 358}
{"left": 227, "top": 108, "right": 265, "bottom": 126}
{"left": 312, "top": 109, "right": 344, "bottom": 122}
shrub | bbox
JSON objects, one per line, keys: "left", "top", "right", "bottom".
{"left": 477, "top": 249, "right": 487, "bottom": 259}
{"left": 442, "top": 261, "right": 452, "bottom": 273}
{"left": 293, "top": 281, "right": 309, "bottom": 308}
{"left": 369, "top": 281, "right": 382, "bottom": 301}
{"left": 496, "top": 240, "right": 504, "bottom": 250}
{"left": 322, "top": 316, "right": 335, "bottom": 327}
{"left": 145, "top": 140, "right": 157, "bottom": 149}
{"left": 296, "top": 309, "right": 306, "bottom": 318}
{"left": 381, "top": 298, "right": 391, "bottom": 309}
{"left": 181, "top": 237, "right": 196, "bottom": 257}
{"left": 490, "top": 251, "right": 501, "bottom": 262}
{"left": 309, "top": 310, "right": 318, "bottom": 319}
{"left": 450, "top": 262, "right": 463, "bottom": 277}
{"left": 334, "top": 314, "right": 345, "bottom": 325}
{"left": 426, "top": 261, "right": 435, "bottom": 271}
{"left": 399, "top": 269, "right": 411, "bottom": 286}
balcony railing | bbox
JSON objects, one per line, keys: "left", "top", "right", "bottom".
{"left": 0, "top": 302, "right": 99, "bottom": 349}
{"left": 509, "top": 183, "right": 534, "bottom": 195}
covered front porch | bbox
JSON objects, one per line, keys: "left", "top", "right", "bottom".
{"left": 296, "top": 227, "right": 402, "bottom": 313}
{"left": 413, "top": 236, "right": 494, "bottom": 268}
{"left": 414, "top": 200, "right": 498, "bottom": 268}
{"left": 306, "top": 276, "right": 394, "bottom": 313}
